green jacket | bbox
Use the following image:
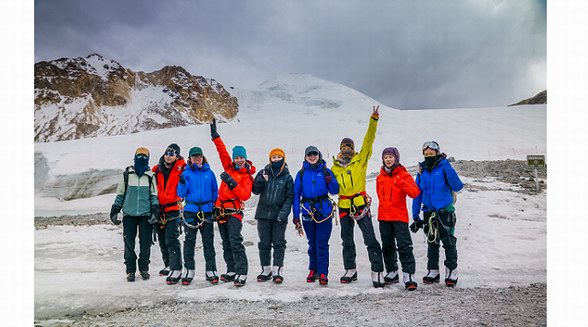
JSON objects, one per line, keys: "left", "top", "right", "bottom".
{"left": 113, "top": 168, "right": 159, "bottom": 217}
{"left": 331, "top": 115, "right": 378, "bottom": 209}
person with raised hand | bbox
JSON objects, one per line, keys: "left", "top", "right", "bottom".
{"left": 209, "top": 119, "right": 256, "bottom": 287}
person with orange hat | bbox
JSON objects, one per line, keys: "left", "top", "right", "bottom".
{"left": 252, "top": 148, "right": 294, "bottom": 284}
{"left": 110, "top": 147, "right": 160, "bottom": 282}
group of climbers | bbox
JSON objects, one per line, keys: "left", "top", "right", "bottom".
{"left": 110, "top": 106, "right": 463, "bottom": 290}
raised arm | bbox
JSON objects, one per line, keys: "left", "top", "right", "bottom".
{"left": 358, "top": 105, "right": 379, "bottom": 164}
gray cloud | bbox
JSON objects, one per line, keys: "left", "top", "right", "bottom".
{"left": 35, "top": 0, "right": 546, "bottom": 109}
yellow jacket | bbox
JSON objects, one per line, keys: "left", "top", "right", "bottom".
{"left": 331, "top": 115, "right": 378, "bottom": 209}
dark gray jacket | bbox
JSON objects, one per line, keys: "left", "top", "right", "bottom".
{"left": 252, "top": 164, "right": 294, "bottom": 222}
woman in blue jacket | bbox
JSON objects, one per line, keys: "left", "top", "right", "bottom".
{"left": 411, "top": 141, "right": 463, "bottom": 287}
{"left": 293, "top": 146, "right": 339, "bottom": 286}
{"left": 177, "top": 146, "right": 219, "bottom": 285}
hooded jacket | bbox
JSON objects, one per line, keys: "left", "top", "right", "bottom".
{"left": 376, "top": 164, "right": 420, "bottom": 223}
{"left": 212, "top": 137, "right": 256, "bottom": 217}
{"left": 252, "top": 163, "right": 294, "bottom": 222}
{"left": 114, "top": 166, "right": 159, "bottom": 217}
{"left": 412, "top": 157, "right": 463, "bottom": 218}
{"left": 331, "top": 115, "right": 378, "bottom": 209}
{"left": 293, "top": 159, "right": 339, "bottom": 219}
{"left": 152, "top": 157, "right": 186, "bottom": 213}
{"left": 177, "top": 160, "right": 218, "bottom": 213}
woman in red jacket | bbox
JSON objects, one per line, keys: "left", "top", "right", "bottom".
{"left": 210, "top": 119, "right": 256, "bottom": 287}
{"left": 376, "top": 147, "right": 420, "bottom": 290}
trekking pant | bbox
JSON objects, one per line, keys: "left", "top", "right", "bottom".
{"left": 302, "top": 215, "right": 333, "bottom": 276}
{"left": 183, "top": 211, "right": 217, "bottom": 272}
{"left": 379, "top": 221, "right": 416, "bottom": 274}
{"left": 156, "top": 211, "right": 182, "bottom": 271}
{"left": 423, "top": 210, "right": 458, "bottom": 270}
{"left": 339, "top": 208, "right": 384, "bottom": 272}
{"left": 218, "top": 214, "right": 248, "bottom": 275}
{"left": 257, "top": 219, "right": 287, "bottom": 267}
{"left": 122, "top": 215, "right": 153, "bottom": 273}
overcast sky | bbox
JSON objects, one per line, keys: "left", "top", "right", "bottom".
{"left": 34, "top": 0, "right": 546, "bottom": 109}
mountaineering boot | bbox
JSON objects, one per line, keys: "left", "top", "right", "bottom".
{"left": 182, "top": 269, "right": 195, "bottom": 286}
{"left": 307, "top": 270, "right": 317, "bottom": 283}
{"left": 257, "top": 265, "right": 272, "bottom": 282}
{"left": 445, "top": 267, "right": 458, "bottom": 287}
{"left": 340, "top": 269, "right": 357, "bottom": 284}
{"left": 423, "top": 269, "right": 440, "bottom": 284}
{"left": 234, "top": 275, "right": 247, "bottom": 287}
{"left": 319, "top": 274, "right": 329, "bottom": 286}
{"left": 384, "top": 271, "right": 399, "bottom": 284}
{"left": 371, "top": 271, "right": 385, "bottom": 288}
{"left": 126, "top": 273, "right": 135, "bottom": 282}
{"left": 206, "top": 271, "right": 219, "bottom": 284}
{"left": 221, "top": 272, "right": 236, "bottom": 282}
{"left": 272, "top": 266, "right": 284, "bottom": 284}
{"left": 159, "top": 266, "right": 171, "bottom": 277}
{"left": 140, "top": 271, "right": 150, "bottom": 280}
{"left": 403, "top": 272, "right": 418, "bottom": 291}
{"left": 166, "top": 270, "right": 182, "bottom": 285}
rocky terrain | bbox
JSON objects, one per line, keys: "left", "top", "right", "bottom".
{"left": 34, "top": 54, "right": 238, "bottom": 142}
{"left": 509, "top": 90, "right": 547, "bottom": 106}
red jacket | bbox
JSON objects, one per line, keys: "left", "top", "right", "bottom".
{"left": 376, "top": 164, "right": 420, "bottom": 223}
{"left": 152, "top": 158, "right": 186, "bottom": 213}
{"left": 213, "top": 137, "right": 256, "bottom": 217}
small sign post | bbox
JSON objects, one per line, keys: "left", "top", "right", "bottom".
{"left": 527, "top": 155, "right": 546, "bottom": 192}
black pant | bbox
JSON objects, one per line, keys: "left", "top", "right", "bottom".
{"left": 183, "top": 211, "right": 217, "bottom": 271}
{"left": 123, "top": 215, "right": 153, "bottom": 273}
{"left": 424, "top": 211, "right": 458, "bottom": 270}
{"left": 218, "top": 215, "right": 248, "bottom": 275}
{"left": 379, "top": 221, "right": 415, "bottom": 274}
{"left": 257, "top": 219, "right": 287, "bottom": 267}
{"left": 339, "top": 208, "right": 384, "bottom": 272}
{"left": 156, "top": 211, "right": 182, "bottom": 271}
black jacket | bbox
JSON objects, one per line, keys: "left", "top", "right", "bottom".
{"left": 252, "top": 163, "right": 294, "bottom": 222}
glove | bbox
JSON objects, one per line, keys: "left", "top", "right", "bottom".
{"left": 409, "top": 219, "right": 424, "bottom": 233}
{"left": 150, "top": 205, "right": 161, "bottom": 224}
{"left": 210, "top": 118, "right": 220, "bottom": 139}
{"left": 324, "top": 173, "right": 332, "bottom": 184}
{"left": 110, "top": 204, "right": 122, "bottom": 225}
{"left": 179, "top": 176, "right": 186, "bottom": 184}
{"left": 293, "top": 218, "right": 304, "bottom": 237}
{"left": 220, "top": 172, "right": 238, "bottom": 190}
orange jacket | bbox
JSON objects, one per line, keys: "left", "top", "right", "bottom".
{"left": 152, "top": 158, "right": 186, "bottom": 213}
{"left": 376, "top": 164, "right": 420, "bottom": 223}
{"left": 213, "top": 137, "right": 256, "bottom": 215}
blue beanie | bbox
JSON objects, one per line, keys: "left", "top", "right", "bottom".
{"left": 232, "top": 145, "right": 247, "bottom": 160}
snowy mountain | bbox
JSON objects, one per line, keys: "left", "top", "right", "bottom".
{"left": 509, "top": 90, "right": 547, "bottom": 106}
{"left": 34, "top": 54, "right": 238, "bottom": 142}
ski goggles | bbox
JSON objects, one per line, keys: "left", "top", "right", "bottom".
{"left": 165, "top": 148, "right": 178, "bottom": 156}
{"left": 135, "top": 154, "right": 149, "bottom": 160}
{"left": 422, "top": 141, "right": 440, "bottom": 151}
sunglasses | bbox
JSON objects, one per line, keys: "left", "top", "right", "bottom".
{"left": 422, "top": 141, "right": 440, "bottom": 151}
{"left": 165, "top": 149, "right": 178, "bottom": 156}
{"left": 306, "top": 151, "right": 319, "bottom": 157}
{"left": 135, "top": 154, "right": 148, "bottom": 160}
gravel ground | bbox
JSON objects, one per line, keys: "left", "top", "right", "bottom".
{"left": 36, "top": 283, "right": 546, "bottom": 327}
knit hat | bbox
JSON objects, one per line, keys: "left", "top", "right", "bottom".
{"left": 382, "top": 147, "right": 400, "bottom": 163}
{"left": 166, "top": 143, "right": 180, "bottom": 156}
{"left": 340, "top": 138, "right": 355, "bottom": 150}
{"left": 269, "top": 148, "right": 286, "bottom": 161}
{"left": 135, "top": 147, "right": 150, "bottom": 157}
{"left": 232, "top": 145, "right": 247, "bottom": 160}
{"left": 189, "top": 146, "right": 203, "bottom": 157}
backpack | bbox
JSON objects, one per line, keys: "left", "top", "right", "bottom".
{"left": 297, "top": 165, "right": 331, "bottom": 186}
{"left": 123, "top": 168, "right": 154, "bottom": 198}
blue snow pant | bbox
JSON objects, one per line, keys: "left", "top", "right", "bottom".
{"left": 123, "top": 215, "right": 153, "bottom": 274}
{"left": 302, "top": 215, "right": 333, "bottom": 277}
{"left": 156, "top": 211, "right": 182, "bottom": 271}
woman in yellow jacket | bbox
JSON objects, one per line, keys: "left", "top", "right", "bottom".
{"left": 331, "top": 105, "right": 385, "bottom": 288}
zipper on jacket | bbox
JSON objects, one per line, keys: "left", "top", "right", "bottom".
{"left": 340, "top": 173, "right": 347, "bottom": 188}
{"left": 347, "top": 170, "right": 354, "bottom": 187}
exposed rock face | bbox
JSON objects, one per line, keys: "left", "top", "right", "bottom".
{"left": 34, "top": 54, "right": 238, "bottom": 142}
{"left": 509, "top": 90, "right": 547, "bottom": 106}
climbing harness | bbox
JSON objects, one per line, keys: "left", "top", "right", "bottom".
{"left": 214, "top": 198, "right": 244, "bottom": 223}
{"left": 339, "top": 192, "right": 372, "bottom": 221}
{"left": 300, "top": 195, "right": 337, "bottom": 224}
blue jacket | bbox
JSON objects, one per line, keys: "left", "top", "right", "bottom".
{"left": 177, "top": 162, "right": 218, "bottom": 214}
{"left": 293, "top": 160, "right": 339, "bottom": 219}
{"left": 412, "top": 158, "right": 463, "bottom": 219}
